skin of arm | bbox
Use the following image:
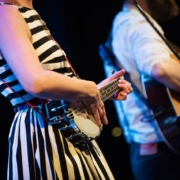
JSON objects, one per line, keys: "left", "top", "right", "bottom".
{"left": 151, "top": 55, "right": 180, "bottom": 93}
{"left": 126, "top": 1, "right": 180, "bottom": 93}
{"left": 0, "top": 5, "right": 100, "bottom": 101}
{"left": 121, "top": 9, "right": 180, "bottom": 94}
{"left": 0, "top": 5, "right": 132, "bottom": 126}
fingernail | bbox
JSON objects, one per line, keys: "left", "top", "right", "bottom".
{"left": 100, "top": 124, "right": 103, "bottom": 131}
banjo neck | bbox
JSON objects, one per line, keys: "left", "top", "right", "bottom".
{"left": 48, "top": 77, "right": 122, "bottom": 144}
{"left": 99, "top": 77, "right": 121, "bottom": 102}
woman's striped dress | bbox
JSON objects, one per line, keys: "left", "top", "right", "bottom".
{"left": 0, "top": 3, "right": 115, "bottom": 180}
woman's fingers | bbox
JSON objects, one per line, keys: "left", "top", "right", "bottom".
{"left": 116, "top": 92, "right": 128, "bottom": 100}
{"left": 92, "top": 108, "right": 102, "bottom": 127}
{"left": 118, "top": 80, "right": 133, "bottom": 94}
{"left": 91, "top": 101, "right": 108, "bottom": 126}
{"left": 108, "top": 69, "right": 125, "bottom": 81}
{"left": 98, "top": 69, "right": 125, "bottom": 88}
{"left": 98, "top": 101, "right": 108, "bottom": 125}
{"left": 84, "top": 99, "right": 108, "bottom": 127}
{"left": 110, "top": 80, "right": 133, "bottom": 100}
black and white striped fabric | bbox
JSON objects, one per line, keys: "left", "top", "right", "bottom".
{"left": 8, "top": 107, "right": 114, "bottom": 180}
{"left": 0, "top": 3, "right": 73, "bottom": 107}
{"left": 0, "top": 3, "right": 115, "bottom": 180}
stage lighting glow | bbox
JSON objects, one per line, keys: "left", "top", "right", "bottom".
{"left": 111, "top": 127, "right": 122, "bottom": 137}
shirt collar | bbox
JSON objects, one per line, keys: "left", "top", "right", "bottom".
{"left": 122, "top": 3, "right": 155, "bottom": 22}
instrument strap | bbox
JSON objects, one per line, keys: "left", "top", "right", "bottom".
{"left": 99, "top": 42, "right": 164, "bottom": 122}
{"left": 132, "top": 0, "right": 180, "bottom": 61}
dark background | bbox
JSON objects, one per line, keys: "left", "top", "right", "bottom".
{"left": 1, "top": 0, "right": 180, "bottom": 179}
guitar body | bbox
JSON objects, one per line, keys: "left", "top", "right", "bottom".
{"left": 141, "top": 75, "right": 180, "bottom": 154}
{"left": 99, "top": 40, "right": 180, "bottom": 153}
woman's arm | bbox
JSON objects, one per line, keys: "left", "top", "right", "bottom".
{"left": 0, "top": 5, "right": 100, "bottom": 101}
{"left": 0, "top": 6, "right": 132, "bottom": 126}
{"left": 0, "top": 5, "right": 108, "bottom": 126}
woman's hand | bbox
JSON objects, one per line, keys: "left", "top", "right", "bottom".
{"left": 98, "top": 69, "right": 133, "bottom": 100}
{"left": 82, "top": 81, "right": 108, "bottom": 127}
{"left": 83, "top": 98, "right": 108, "bottom": 127}
{"left": 111, "top": 79, "right": 132, "bottom": 100}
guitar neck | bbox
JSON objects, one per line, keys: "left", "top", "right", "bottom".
{"left": 99, "top": 78, "right": 120, "bottom": 102}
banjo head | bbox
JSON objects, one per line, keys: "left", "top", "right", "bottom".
{"left": 71, "top": 110, "right": 101, "bottom": 138}
{"left": 48, "top": 100, "right": 102, "bottom": 144}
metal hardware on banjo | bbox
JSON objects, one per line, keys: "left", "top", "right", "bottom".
{"left": 48, "top": 77, "right": 122, "bottom": 145}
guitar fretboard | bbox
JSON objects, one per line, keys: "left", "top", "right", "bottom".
{"left": 100, "top": 78, "right": 121, "bottom": 102}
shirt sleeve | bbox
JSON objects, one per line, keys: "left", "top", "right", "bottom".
{"left": 126, "top": 15, "right": 171, "bottom": 76}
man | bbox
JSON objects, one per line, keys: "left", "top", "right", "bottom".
{"left": 103, "top": 0, "right": 180, "bottom": 179}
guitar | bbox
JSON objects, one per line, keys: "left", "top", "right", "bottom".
{"left": 141, "top": 40, "right": 180, "bottom": 154}
{"left": 99, "top": 42, "right": 180, "bottom": 154}
{"left": 141, "top": 72, "right": 180, "bottom": 154}
{"left": 48, "top": 77, "right": 122, "bottom": 145}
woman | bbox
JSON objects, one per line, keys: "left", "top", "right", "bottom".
{"left": 0, "top": 0, "right": 132, "bottom": 179}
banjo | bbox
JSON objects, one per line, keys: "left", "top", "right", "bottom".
{"left": 48, "top": 77, "right": 122, "bottom": 145}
